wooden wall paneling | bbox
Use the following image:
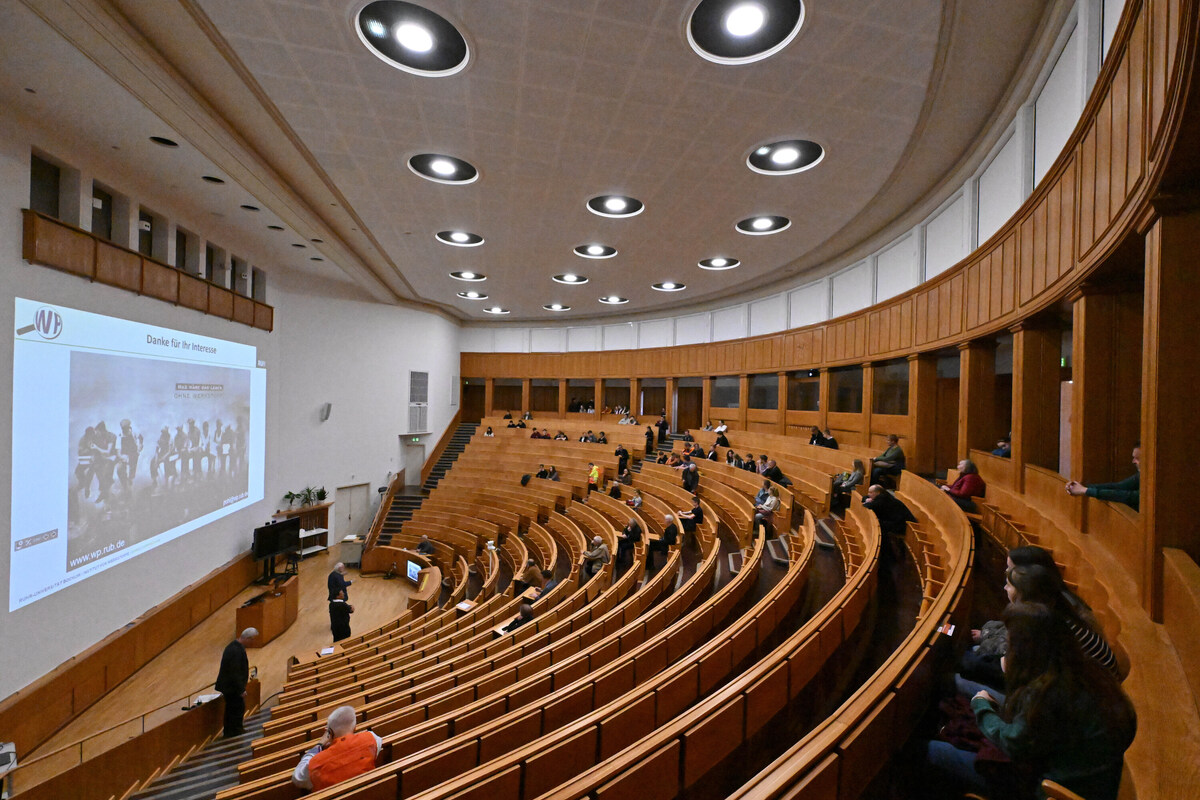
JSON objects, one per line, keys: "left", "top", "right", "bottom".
{"left": 1128, "top": 13, "right": 1147, "bottom": 189}
{"left": 232, "top": 294, "right": 255, "bottom": 326}
{"left": 861, "top": 364, "right": 874, "bottom": 446}
{"left": 777, "top": 372, "right": 789, "bottom": 434}
{"left": 22, "top": 209, "right": 95, "bottom": 278}
{"left": 523, "top": 379, "right": 533, "bottom": 414}
{"left": 958, "top": 340, "right": 997, "bottom": 456}
{"left": 95, "top": 242, "right": 141, "bottom": 292}
{"left": 1096, "top": 91, "right": 1114, "bottom": 241}
{"left": 208, "top": 286, "right": 233, "bottom": 319}
{"left": 1059, "top": 158, "right": 1077, "bottom": 280}
{"left": 557, "top": 379, "right": 567, "bottom": 416}
{"left": 1080, "top": 119, "right": 1099, "bottom": 257}
{"left": 999, "top": 235, "right": 1017, "bottom": 317}
{"left": 965, "top": 262, "right": 982, "bottom": 330}
{"left": 817, "top": 369, "right": 830, "bottom": 431}
{"left": 140, "top": 258, "right": 178, "bottom": 304}
{"left": 908, "top": 355, "right": 937, "bottom": 475}
{"left": 1012, "top": 322, "right": 1063, "bottom": 488}
{"left": 1113, "top": 50, "right": 1130, "bottom": 205}
{"left": 1140, "top": 210, "right": 1200, "bottom": 618}
{"left": 484, "top": 378, "right": 495, "bottom": 417}
{"left": 253, "top": 302, "right": 273, "bottom": 331}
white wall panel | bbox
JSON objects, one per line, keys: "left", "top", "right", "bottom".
{"left": 603, "top": 323, "right": 635, "bottom": 351}
{"left": 460, "top": 327, "right": 493, "bottom": 352}
{"left": 674, "top": 313, "right": 711, "bottom": 346}
{"left": 1102, "top": 0, "right": 1126, "bottom": 58}
{"left": 1034, "top": 23, "right": 1083, "bottom": 185}
{"left": 638, "top": 319, "right": 673, "bottom": 348}
{"left": 529, "top": 327, "right": 565, "bottom": 352}
{"left": 977, "top": 131, "right": 1023, "bottom": 244}
{"left": 875, "top": 233, "right": 919, "bottom": 301}
{"left": 830, "top": 261, "right": 873, "bottom": 318}
{"left": 566, "top": 326, "right": 600, "bottom": 351}
{"left": 788, "top": 281, "right": 829, "bottom": 329}
{"left": 712, "top": 304, "right": 748, "bottom": 341}
{"left": 496, "top": 327, "right": 531, "bottom": 352}
{"left": 924, "top": 194, "right": 967, "bottom": 277}
{"left": 749, "top": 294, "right": 787, "bottom": 336}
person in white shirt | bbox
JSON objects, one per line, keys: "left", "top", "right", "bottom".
{"left": 714, "top": 420, "right": 728, "bottom": 434}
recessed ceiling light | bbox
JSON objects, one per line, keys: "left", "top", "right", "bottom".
{"left": 435, "top": 230, "right": 484, "bottom": 247}
{"left": 201, "top": 175, "right": 225, "bottom": 184}
{"left": 574, "top": 244, "right": 617, "bottom": 259}
{"left": 149, "top": 136, "right": 179, "bottom": 147}
{"left": 747, "top": 138, "right": 824, "bottom": 175}
{"left": 652, "top": 282, "right": 686, "bottom": 292}
{"left": 457, "top": 291, "right": 488, "bottom": 300}
{"left": 310, "top": 238, "right": 324, "bottom": 243}
{"left": 553, "top": 273, "right": 589, "bottom": 285}
{"left": 543, "top": 303, "right": 571, "bottom": 311}
{"left": 408, "top": 153, "right": 478, "bottom": 184}
{"left": 599, "top": 295, "right": 628, "bottom": 305}
{"left": 587, "top": 194, "right": 644, "bottom": 218}
{"left": 311, "top": 256, "right": 324, "bottom": 262}
{"left": 240, "top": 204, "right": 260, "bottom": 212}
{"left": 736, "top": 215, "right": 790, "bottom": 235}
{"left": 483, "top": 306, "right": 510, "bottom": 315}
{"left": 292, "top": 243, "right": 307, "bottom": 248}
{"left": 450, "top": 271, "right": 486, "bottom": 282}
{"left": 356, "top": 1, "right": 469, "bottom": 77}
{"left": 688, "top": 0, "right": 804, "bottom": 65}
{"left": 268, "top": 225, "right": 285, "bottom": 231}
{"left": 699, "top": 257, "right": 741, "bottom": 270}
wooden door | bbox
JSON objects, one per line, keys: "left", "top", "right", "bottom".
{"left": 462, "top": 382, "right": 485, "bottom": 422}
{"left": 677, "top": 387, "right": 703, "bottom": 432}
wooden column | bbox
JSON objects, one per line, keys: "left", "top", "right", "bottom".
{"left": 595, "top": 378, "right": 604, "bottom": 412}
{"left": 738, "top": 374, "right": 749, "bottom": 427}
{"left": 1012, "top": 320, "right": 1063, "bottom": 488}
{"left": 1140, "top": 210, "right": 1200, "bottom": 618}
{"left": 557, "top": 379, "right": 567, "bottom": 417}
{"left": 701, "top": 377, "right": 713, "bottom": 424}
{"left": 629, "top": 377, "right": 640, "bottom": 415}
{"left": 521, "top": 379, "right": 531, "bottom": 415}
{"left": 861, "top": 363, "right": 874, "bottom": 448}
{"left": 958, "top": 340, "right": 997, "bottom": 457}
{"left": 484, "top": 378, "right": 495, "bottom": 418}
{"left": 908, "top": 355, "right": 937, "bottom": 475}
{"left": 777, "top": 372, "right": 788, "bottom": 434}
{"left": 1071, "top": 287, "right": 1143, "bottom": 485}
{"left": 817, "top": 368, "right": 831, "bottom": 430}
{"left": 665, "top": 377, "right": 677, "bottom": 433}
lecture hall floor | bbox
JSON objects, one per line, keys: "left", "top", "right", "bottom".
{"left": 29, "top": 549, "right": 412, "bottom": 760}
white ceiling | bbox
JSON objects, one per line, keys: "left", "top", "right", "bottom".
{"left": 6, "top": 0, "right": 1052, "bottom": 322}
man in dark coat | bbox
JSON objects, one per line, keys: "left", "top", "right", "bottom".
{"left": 647, "top": 514, "right": 678, "bottom": 572}
{"left": 216, "top": 627, "right": 257, "bottom": 736}
{"left": 329, "top": 590, "right": 353, "bottom": 643}
{"left": 327, "top": 562, "right": 352, "bottom": 601}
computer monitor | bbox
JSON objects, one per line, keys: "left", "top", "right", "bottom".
{"left": 406, "top": 559, "right": 421, "bottom": 583}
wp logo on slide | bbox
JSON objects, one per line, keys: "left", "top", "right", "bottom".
{"left": 35, "top": 307, "right": 63, "bottom": 340}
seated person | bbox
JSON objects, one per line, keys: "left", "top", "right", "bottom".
{"left": 941, "top": 458, "right": 986, "bottom": 512}
{"left": 869, "top": 434, "right": 906, "bottom": 485}
{"left": 681, "top": 431, "right": 694, "bottom": 443}
{"left": 535, "top": 464, "right": 550, "bottom": 479}
{"left": 808, "top": 425, "right": 826, "bottom": 446}
{"left": 681, "top": 462, "right": 700, "bottom": 493}
{"left": 582, "top": 536, "right": 610, "bottom": 577}
{"left": 741, "top": 453, "right": 758, "bottom": 473}
{"left": 754, "top": 486, "right": 781, "bottom": 536}
{"left": 626, "top": 488, "right": 644, "bottom": 509}
{"left": 832, "top": 459, "right": 865, "bottom": 511}
{"left": 714, "top": 420, "right": 728, "bottom": 434}
{"left": 647, "top": 515, "right": 678, "bottom": 571}
{"left": 756, "top": 454, "right": 769, "bottom": 474}
{"left": 656, "top": 451, "right": 669, "bottom": 465}
{"left": 763, "top": 459, "right": 792, "bottom": 487}
{"left": 554, "top": 430, "right": 568, "bottom": 440}
{"left": 539, "top": 427, "right": 550, "bottom": 438}
{"left": 292, "top": 705, "right": 382, "bottom": 791}
{"left": 530, "top": 429, "right": 543, "bottom": 439}
{"left": 677, "top": 495, "right": 704, "bottom": 534}
{"left": 1065, "top": 444, "right": 1140, "bottom": 511}
{"left": 515, "top": 419, "right": 526, "bottom": 428}
{"left": 416, "top": 534, "right": 435, "bottom": 556}
{"left": 512, "top": 558, "right": 545, "bottom": 595}
{"left": 754, "top": 480, "right": 771, "bottom": 506}
{"left": 483, "top": 426, "right": 494, "bottom": 437}
{"left": 546, "top": 465, "right": 560, "bottom": 481}
{"left": 617, "top": 518, "right": 642, "bottom": 563}
{"left": 580, "top": 430, "right": 596, "bottom": 443}
{"left": 523, "top": 411, "right": 533, "bottom": 420}
{"left": 991, "top": 436, "right": 1012, "bottom": 457}
{"left": 715, "top": 431, "right": 730, "bottom": 448}
{"left": 703, "top": 420, "right": 714, "bottom": 431}
{"left": 536, "top": 570, "right": 558, "bottom": 597}
{"left": 928, "top": 603, "right": 1135, "bottom": 800}
{"left": 862, "top": 485, "right": 916, "bottom": 563}
{"left": 507, "top": 419, "right": 518, "bottom": 428}
{"left": 502, "top": 603, "right": 534, "bottom": 633}
{"left": 596, "top": 431, "right": 608, "bottom": 444}
{"left": 502, "top": 411, "right": 512, "bottom": 419}
{"left": 821, "top": 428, "right": 839, "bottom": 449}
{"left": 617, "top": 468, "right": 633, "bottom": 485}
{"left": 706, "top": 445, "right": 719, "bottom": 461}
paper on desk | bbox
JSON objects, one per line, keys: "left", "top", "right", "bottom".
{"left": 319, "top": 646, "right": 336, "bottom": 655}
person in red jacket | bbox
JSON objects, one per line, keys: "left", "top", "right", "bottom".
{"left": 292, "top": 705, "right": 381, "bottom": 791}
{"left": 942, "top": 458, "right": 986, "bottom": 512}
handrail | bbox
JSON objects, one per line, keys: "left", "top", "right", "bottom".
{"left": 10, "top": 679, "right": 220, "bottom": 776}
{"left": 364, "top": 471, "right": 404, "bottom": 551}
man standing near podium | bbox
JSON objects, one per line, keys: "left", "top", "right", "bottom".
{"left": 216, "top": 627, "right": 257, "bottom": 737}
{"left": 327, "top": 562, "right": 352, "bottom": 602}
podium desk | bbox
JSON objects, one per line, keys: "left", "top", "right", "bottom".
{"left": 236, "top": 576, "right": 298, "bottom": 647}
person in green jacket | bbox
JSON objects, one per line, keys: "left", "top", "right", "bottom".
{"left": 929, "top": 602, "right": 1136, "bottom": 799}
{"left": 1065, "top": 444, "right": 1139, "bottom": 511}
{"left": 869, "top": 434, "right": 906, "bottom": 486}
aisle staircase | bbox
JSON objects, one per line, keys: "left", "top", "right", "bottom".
{"left": 422, "top": 422, "right": 478, "bottom": 491}
{"left": 129, "top": 703, "right": 274, "bottom": 800}
{"left": 376, "top": 422, "right": 477, "bottom": 547}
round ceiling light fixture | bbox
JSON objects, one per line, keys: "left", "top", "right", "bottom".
{"left": 687, "top": 0, "right": 804, "bottom": 65}
{"left": 435, "top": 230, "right": 484, "bottom": 246}
{"left": 267, "top": 224, "right": 285, "bottom": 231}
{"left": 355, "top": 1, "right": 469, "bottom": 77}
{"left": 543, "top": 303, "right": 571, "bottom": 311}
{"left": 748, "top": 138, "right": 824, "bottom": 175}
{"left": 574, "top": 244, "right": 617, "bottom": 259}
{"left": 408, "top": 153, "right": 478, "bottom": 184}
{"left": 483, "top": 306, "right": 509, "bottom": 315}
{"left": 699, "top": 257, "right": 741, "bottom": 270}
{"left": 599, "top": 295, "right": 629, "bottom": 305}
{"left": 449, "top": 271, "right": 486, "bottom": 282}
{"left": 201, "top": 175, "right": 225, "bottom": 184}
{"left": 652, "top": 281, "right": 686, "bottom": 292}
{"left": 240, "top": 204, "right": 260, "bottom": 212}
{"left": 457, "top": 290, "right": 488, "bottom": 300}
{"left": 149, "top": 135, "right": 179, "bottom": 147}
{"left": 552, "top": 273, "right": 589, "bottom": 285}
{"left": 587, "top": 194, "right": 644, "bottom": 218}
{"left": 736, "top": 214, "right": 791, "bottom": 235}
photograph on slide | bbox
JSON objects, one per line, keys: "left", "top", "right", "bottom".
{"left": 67, "top": 350, "right": 251, "bottom": 570}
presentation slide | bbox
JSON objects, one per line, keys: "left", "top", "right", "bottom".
{"left": 9, "top": 298, "right": 266, "bottom": 611}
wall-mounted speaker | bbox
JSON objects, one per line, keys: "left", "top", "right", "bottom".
{"left": 320, "top": 402, "right": 332, "bottom": 421}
